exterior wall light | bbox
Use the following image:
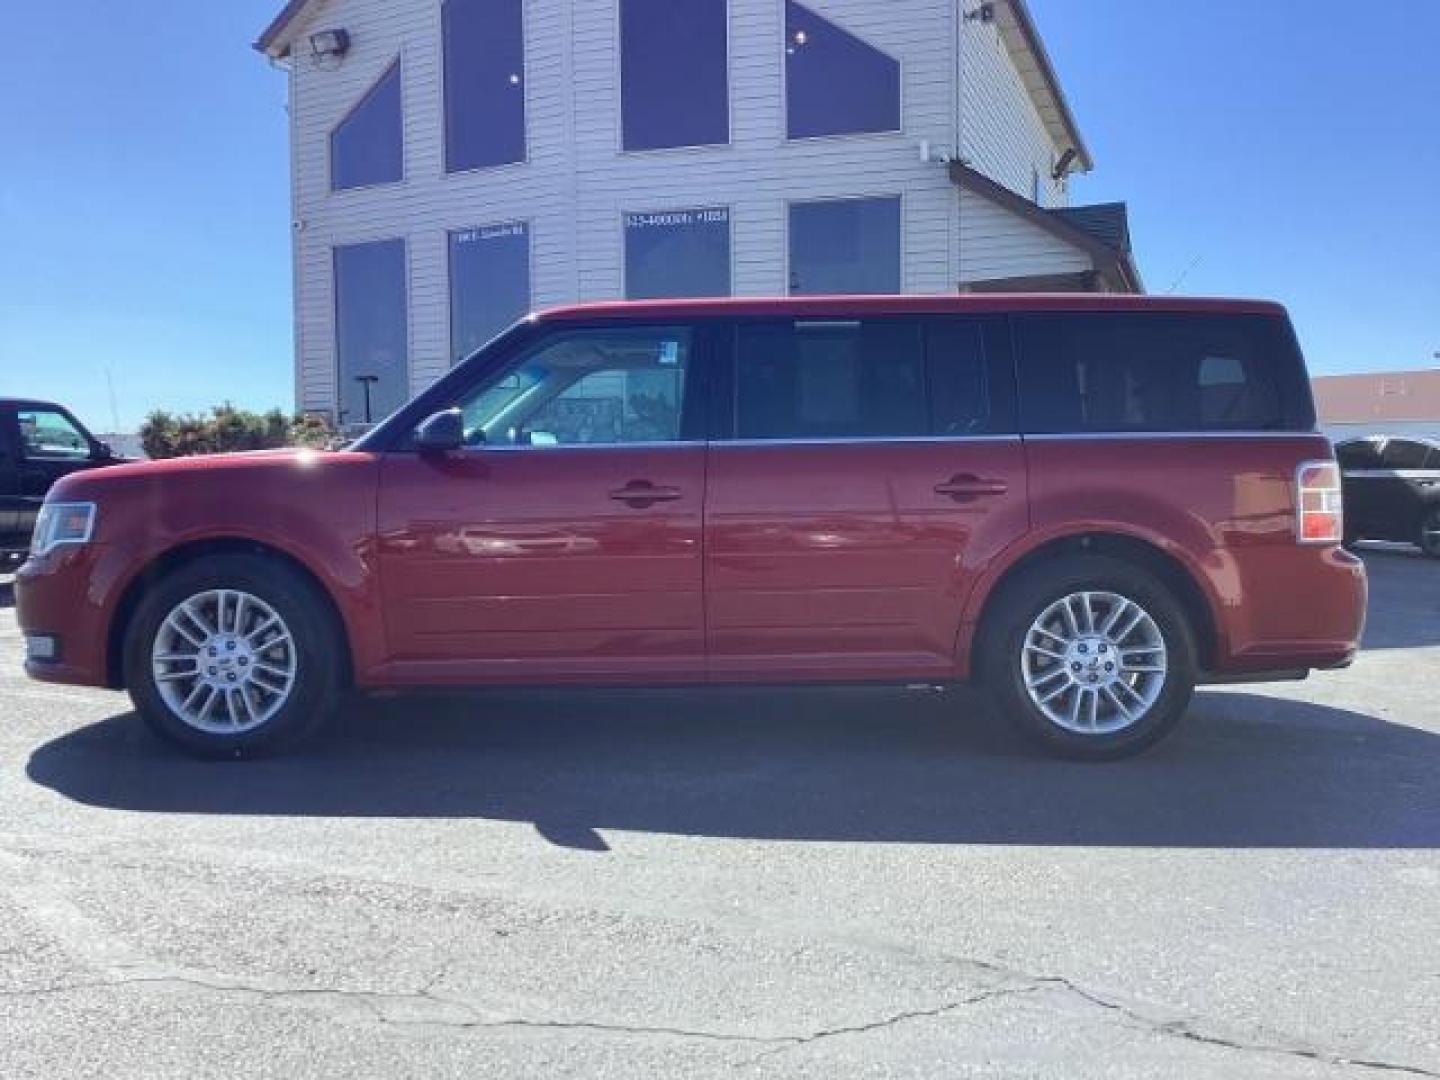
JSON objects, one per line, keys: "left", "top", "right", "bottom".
{"left": 308, "top": 29, "right": 351, "bottom": 61}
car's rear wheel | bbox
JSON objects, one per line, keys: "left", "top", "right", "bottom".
{"left": 1419, "top": 507, "right": 1440, "bottom": 559}
{"left": 981, "top": 555, "right": 1198, "bottom": 760}
{"left": 123, "top": 553, "right": 342, "bottom": 757}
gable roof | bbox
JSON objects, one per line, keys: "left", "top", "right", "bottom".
{"left": 256, "top": 0, "right": 1095, "bottom": 174}
{"left": 1048, "top": 202, "right": 1130, "bottom": 254}
{"left": 949, "top": 162, "right": 1141, "bottom": 292}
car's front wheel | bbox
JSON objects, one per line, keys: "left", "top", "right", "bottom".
{"left": 1420, "top": 507, "right": 1440, "bottom": 559}
{"left": 123, "top": 553, "right": 343, "bottom": 757}
{"left": 981, "top": 555, "right": 1198, "bottom": 760}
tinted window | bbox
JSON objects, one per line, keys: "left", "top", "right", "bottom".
{"left": 1015, "top": 313, "right": 1316, "bottom": 434}
{"left": 625, "top": 208, "right": 731, "bottom": 299}
{"left": 785, "top": 1, "right": 900, "bottom": 139}
{"left": 1336, "top": 440, "right": 1382, "bottom": 470}
{"left": 789, "top": 197, "right": 901, "bottom": 295}
{"left": 331, "top": 62, "right": 403, "bottom": 190}
{"left": 621, "top": 0, "right": 729, "bottom": 151}
{"left": 734, "top": 320, "right": 925, "bottom": 440}
{"left": 449, "top": 222, "right": 530, "bottom": 364}
{"left": 1381, "top": 439, "right": 1432, "bottom": 470}
{"left": 17, "top": 409, "right": 90, "bottom": 460}
{"left": 334, "top": 240, "right": 409, "bottom": 426}
{"left": 458, "top": 327, "right": 692, "bottom": 446}
{"left": 443, "top": 0, "right": 526, "bottom": 171}
{"left": 927, "top": 320, "right": 995, "bottom": 436}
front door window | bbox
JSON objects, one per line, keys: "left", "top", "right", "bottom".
{"left": 456, "top": 327, "right": 692, "bottom": 446}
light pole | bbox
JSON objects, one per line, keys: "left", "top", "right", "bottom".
{"left": 354, "top": 375, "right": 379, "bottom": 425}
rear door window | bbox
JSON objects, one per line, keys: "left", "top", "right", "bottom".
{"left": 734, "top": 319, "right": 927, "bottom": 440}
{"left": 1380, "top": 439, "right": 1432, "bottom": 471}
{"left": 1337, "top": 440, "right": 1383, "bottom": 471}
{"left": 728, "top": 318, "right": 1010, "bottom": 441}
{"left": 1014, "top": 312, "right": 1316, "bottom": 434}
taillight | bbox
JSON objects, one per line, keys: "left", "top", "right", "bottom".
{"left": 1296, "top": 461, "right": 1343, "bottom": 544}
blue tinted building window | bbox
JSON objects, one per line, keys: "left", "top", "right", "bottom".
{"left": 624, "top": 208, "right": 731, "bottom": 299}
{"left": 785, "top": 2, "right": 899, "bottom": 139}
{"left": 449, "top": 222, "right": 531, "bottom": 363}
{"left": 621, "top": 0, "right": 729, "bottom": 151}
{"left": 334, "top": 239, "right": 408, "bottom": 425}
{"left": 789, "top": 197, "right": 901, "bottom": 295}
{"left": 330, "top": 61, "right": 403, "bottom": 190}
{"left": 443, "top": 0, "right": 527, "bottom": 171}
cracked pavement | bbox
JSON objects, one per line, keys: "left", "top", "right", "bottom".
{"left": 1, "top": 548, "right": 1437, "bottom": 1078}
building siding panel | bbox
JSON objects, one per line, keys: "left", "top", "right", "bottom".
{"left": 284, "top": 0, "right": 1095, "bottom": 415}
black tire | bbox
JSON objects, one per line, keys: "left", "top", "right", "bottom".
{"left": 1420, "top": 507, "right": 1440, "bottom": 559}
{"left": 979, "top": 555, "right": 1198, "bottom": 761}
{"left": 122, "top": 553, "right": 343, "bottom": 758}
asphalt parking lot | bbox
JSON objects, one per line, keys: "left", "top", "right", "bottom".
{"left": 1, "top": 551, "right": 1437, "bottom": 1079}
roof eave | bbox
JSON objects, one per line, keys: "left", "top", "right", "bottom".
{"left": 254, "top": 0, "right": 317, "bottom": 59}
{"left": 997, "top": 0, "right": 1094, "bottom": 173}
{"left": 949, "top": 161, "right": 1142, "bottom": 293}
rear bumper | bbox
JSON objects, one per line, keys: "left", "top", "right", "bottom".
{"left": 1212, "top": 544, "right": 1366, "bottom": 675}
{"left": 14, "top": 546, "right": 117, "bottom": 689}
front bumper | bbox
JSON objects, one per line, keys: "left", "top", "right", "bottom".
{"left": 14, "top": 545, "right": 117, "bottom": 688}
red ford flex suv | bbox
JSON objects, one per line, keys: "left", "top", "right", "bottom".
{"left": 15, "top": 296, "right": 1366, "bottom": 760}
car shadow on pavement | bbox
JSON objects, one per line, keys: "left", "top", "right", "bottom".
{"left": 26, "top": 688, "right": 1440, "bottom": 850}
{"left": 0, "top": 577, "right": 13, "bottom": 610}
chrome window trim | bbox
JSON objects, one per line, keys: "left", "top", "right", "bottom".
{"left": 448, "top": 440, "right": 707, "bottom": 454}
{"left": 1341, "top": 468, "right": 1440, "bottom": 481}
{"left": 1022, "top": 431, "right": 1321, "bottom": 442}
{"left": 713, "top": 435, "right": 1021, "bottom": 448}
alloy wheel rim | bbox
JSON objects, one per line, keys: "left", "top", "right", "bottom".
{"left": 1021, "top": 590, "right": 1168, "bottom": 736}
{"left": 151, "top": 589, "right": 297, "bottom": 734}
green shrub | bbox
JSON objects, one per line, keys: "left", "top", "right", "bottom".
{"left": 139, "top": 405, "right": 339, "bottom": 459}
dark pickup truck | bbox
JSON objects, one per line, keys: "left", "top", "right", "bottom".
{"left": 1, "top": 400, "right": 127, "bottom": 566}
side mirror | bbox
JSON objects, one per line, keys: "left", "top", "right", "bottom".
{"left": 96, "top": 441, "right": 114, "bottom": 460}
{"left": 414, "top": 409, "right": 466, "bottom": 453}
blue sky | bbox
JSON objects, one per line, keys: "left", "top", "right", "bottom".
{"left": 1, "top": 0, "right": 1436, "bottom": 432}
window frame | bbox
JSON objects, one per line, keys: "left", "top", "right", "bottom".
{"left": 439, "top": 0, "right": 529, "bottom": 175}
{"left": 616, "top": 0, "right": 733, "bottom": 155}
{"left": 332, "top": 236, "right": 412, "bottom": 429}
{"left": 387, "top": 320, "right": 723, "bottom": 453}
{"left": 447, "top": 219, "right": 534, "bottom": 366}
{"left": 621, "top": 205, "right": 734, "bottom": 300}
{"left": 782, "top": 0, "right": 903, "bottom": 144}
{"left": 1379, "top": 438, "right": 1436, "bottom": 471}
{"left": 785, "top": 193, "right": 905, "bottom": 297}
{"left": 15, "top": 406, "right": 99, "bottom": 462}
{"left": 328, "top": 58, "right": 405, "bottom": 193}
{"left": 1011, "top": 311, "right": 1318, "bottom": 436}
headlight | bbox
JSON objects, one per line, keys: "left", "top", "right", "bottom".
{"left": 31, "top": 502, "right": 97, "bottom": 557}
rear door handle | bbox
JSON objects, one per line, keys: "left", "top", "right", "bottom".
{"left": 609, "top": 481, "right": 684, "bottom": 508}
{"left": 934, "top": 474, "right": 1009, "bottom": 501}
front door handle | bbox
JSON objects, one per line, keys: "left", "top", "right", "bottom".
{"left": 609, "top": 480, "right": 684, "bottom": 508}
{"left": 934, "top": 474, "right": 1009, "bottom": 502}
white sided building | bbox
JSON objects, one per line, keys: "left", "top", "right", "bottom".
{"left": 256, "top": 0, "right": 1141, "bottom": 424}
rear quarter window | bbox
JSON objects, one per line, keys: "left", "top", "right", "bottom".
{"left": 1015, "top": 312, "right": 1316, "bottom": 434}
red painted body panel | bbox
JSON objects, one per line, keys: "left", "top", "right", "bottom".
{"left": 16, "top": 450, "right": 385, "bottom": 687}
{"left": 14, "top": 296, "right": 1367, "bottom": 696}
{"left": 374, "top": 446, "right": 706, "bottom": 684}
{"left": 704, "top": 439, "right": 1027, "bottom": 682}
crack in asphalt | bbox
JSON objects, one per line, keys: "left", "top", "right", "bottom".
{"left": 5, "top": 970, "right": 1436, "bottom": 1077}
